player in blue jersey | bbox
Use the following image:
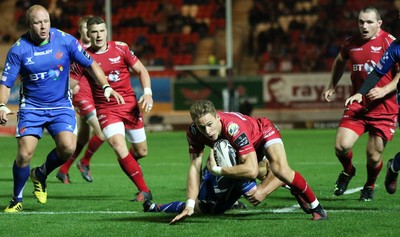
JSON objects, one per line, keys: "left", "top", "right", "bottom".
{"left": 0, "top": 5, "right": 124, "bottom": 213}
{"left": 143, "top": 168, "right": 257, "bottom": 217}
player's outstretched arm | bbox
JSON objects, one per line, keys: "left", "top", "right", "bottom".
{"left": 170, "top": 207, "right": 193, "bottom": 225}
{"left": 170, "top": 153, "right": 202, "bottom": 224}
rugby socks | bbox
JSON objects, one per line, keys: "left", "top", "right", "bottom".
{"left": 12, "top": 161, "right": 30, "bottom": 202}
{"left": 392, "top": 152, "right": 400, "bottom": 172}
{"left": 337, "top": 150, "right": 355, "bottom": 175}
{"left": 36, "top": 148, "right": 64, "bottom": 180}
{"left": 364, "top": 160, "right": 383, "bottom": 189}
{"left": 80, "top": 134, "right": 104, "bottom": 166}
{"left": 148, "top": 201, "right": 185, "bottom": 213}
{"left": 59, "top": 142, "right": 85, "bottom": 174}
{"left": 118, "top": 154, "right": 149, "bottom": 192}
{"left": 289, "top": 171, "right": 317, "bottom": 206}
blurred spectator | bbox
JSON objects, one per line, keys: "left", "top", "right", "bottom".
{"left": 208, "top": 54, "right": 218, "bottom": 76}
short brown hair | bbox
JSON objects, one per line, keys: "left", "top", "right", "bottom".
{"left": 87, "top": 16, "right": 106, "bottom": 27}
{"left": 189, "top": 100, "right": 217, "bottom": 121}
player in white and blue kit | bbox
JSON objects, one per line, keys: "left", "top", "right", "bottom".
{"left": 0, "top": 5, "right": 123, "bottom": 212}
{"left": 143, "top": 168, "right": 257, "bottom": 215}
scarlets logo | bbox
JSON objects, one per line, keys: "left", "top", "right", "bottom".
{"left": 56, "top": 51, "right": 63, "bottom": 59}
{"left": 227, "top": 123, "right": 239, "bottom": 136}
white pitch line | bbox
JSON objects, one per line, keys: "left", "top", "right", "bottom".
{"left": 0, "top": 211, "right": 138, "bottom": 215}
{"left": 0, "top": 187, "right": 371, "bottom": 215}
{"left": 238, "top": 186, "right": 366, "bottom": 214}
{"left": 343, "top": 186, "right": 363, "bottom": 194}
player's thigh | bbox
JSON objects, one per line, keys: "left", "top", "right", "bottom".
{"left": 53, "top": 131, "right": 77, "bottom": 156}
{"left": 264, "top": 142, "right": 294, "bottom": 181}
{"left": 336, "top": 120, "right": 362, "bottom": 150}
{"left": 126, "top": 128, "right": 147, "bottom": 157}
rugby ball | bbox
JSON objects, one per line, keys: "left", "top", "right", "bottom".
{"left": 213, "top": 139, "right": 237, "bottom": 167}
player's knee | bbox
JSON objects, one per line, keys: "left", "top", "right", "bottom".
{"left": 335, "top": 143, "right": 351, "bottom": 154}
{"left": 59, "top": 144, "right": 76, "bottom": 159}
{"left": 136, "top": 147, "right": 148, "bottom": 158}
{"left": 17, "top": 151, "right": 34, "bottom": 165}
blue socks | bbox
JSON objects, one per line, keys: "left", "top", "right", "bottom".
{"left": 151, "top": 201, "right": 186, "bottom": 213}
{"left": 12, "top": 161, "right": 30, "bottom": 202}
{"left": 36, "top": 148, "right": 64, "bottom": 180}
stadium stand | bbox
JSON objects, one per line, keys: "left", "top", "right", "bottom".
{"left": 4, "top": 0, "right": 400, "bottom": 76}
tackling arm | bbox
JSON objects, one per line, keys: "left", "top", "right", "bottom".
{"left": 247, "top": 160, "right": 284, "bottom": 206}
{"left": 170, "top": 152, "right": 203, "bottom": 224}
{"left": 209, "top": 150, "right": 259, "bottom": 180}
{"left": 366, "top": 71, "right": 400, "bottom": 100}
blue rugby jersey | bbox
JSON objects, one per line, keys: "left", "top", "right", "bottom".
{"left": 1, "top": 28, "right": 93, "bottom": 109}
{"left": 375, "top": 39, "right": 400, "bottom": 77}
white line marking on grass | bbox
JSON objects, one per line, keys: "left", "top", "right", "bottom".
{"left": 237, "top": 186, "right": 367, "bottom": 214}
{"left": 343, "top": 186, "right": 363, "bottom": 194}
{"left": 0, "top": 211, "right": 139, "bottom": 215}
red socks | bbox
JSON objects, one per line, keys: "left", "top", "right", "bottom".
{"left": 365, "top": 160, "right": 383, "bottom": 189}
{"left": 289, "top": 171, "right": 317, "bottom": 204}
{"left": 118, "top": 153, "right": 149, "bottom": 192}
{"left": 80, "top": 134, "right": 104, "bottom": 166}
{"left": 338, "top": 150, "right": 355, "bottom": 175}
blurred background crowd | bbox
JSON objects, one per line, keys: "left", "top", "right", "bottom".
{"left": 1, "top": 0, "right": 400, "bottom": 76}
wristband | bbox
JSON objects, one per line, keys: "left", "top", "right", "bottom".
{"left": 143, "top": 87, "right": 152, "bottom": 95}
{"left": 212, "top": 166, "right": 222, "bottom": 176}
{"left": 102, "top": 84, "right": 111, "bottom": 90}
{"left": 0, "top": 104, "right": 11, "bottom": 114}
{"left": 186, "top": 199, "right": 195, "bottom": 209}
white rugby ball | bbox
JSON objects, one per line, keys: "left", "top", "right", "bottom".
{"left": 213, "top": 139, "right": 237, "bottom": 167}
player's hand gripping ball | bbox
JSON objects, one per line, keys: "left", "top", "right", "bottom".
{"left": 213, "top": 139, "right": 237, "bottom": 167}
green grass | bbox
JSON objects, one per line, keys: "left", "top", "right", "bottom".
{"left": 1, "top": 129, "right": 400, "bottom": 237}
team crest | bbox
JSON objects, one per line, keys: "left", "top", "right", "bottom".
{"left": 227, "top": 123, "right": 239, "bottom": 136}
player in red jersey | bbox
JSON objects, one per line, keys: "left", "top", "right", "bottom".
{"left": 170, "top": 100, "right": 327, "bottom": 224}
{"left": 70, "top": 16, "right": 153, "bottom": 202}
{"left": 323, "top": 6, "right": 400, "bottom": 201}
{"left": 56, "top": 15, "right": 106, "bottom": 184}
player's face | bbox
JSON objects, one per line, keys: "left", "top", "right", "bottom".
{"left": 28, "top": 8, "right": 50, "bottom": 44}
{"left": 88, "top": 23, "right": 107, "bottom": 51}
{"left": 80, "top": 22, "right": 90, "bottom": 45}
{"left": 194, "top": 113, "right": 221, "bottom": 141}
{"left": 358, "top": 11, "right": 382, "bottom": 40}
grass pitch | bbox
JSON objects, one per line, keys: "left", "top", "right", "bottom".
{"left": 0, "top": 129, "right": 399, "bottom": 237}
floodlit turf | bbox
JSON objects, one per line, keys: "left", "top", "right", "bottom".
{"left": 1, "top": 129, "right": 400, "bottom": 237}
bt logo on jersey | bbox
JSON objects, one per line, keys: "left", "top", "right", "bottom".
{"left": 29, "top": 72, "right": 47, "bottom": 80}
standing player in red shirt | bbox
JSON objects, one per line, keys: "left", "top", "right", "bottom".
{"left": 56, "top": 15, "right": 106, "bottom": 184}
{"left": 170, "top": 100, "right": 327, "bottom": 223}
{"left": 323, "top": 6, "right": 399, "bottom": 201}
{"left": 70, "top": 16, "right": 153, "bottom": 201}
